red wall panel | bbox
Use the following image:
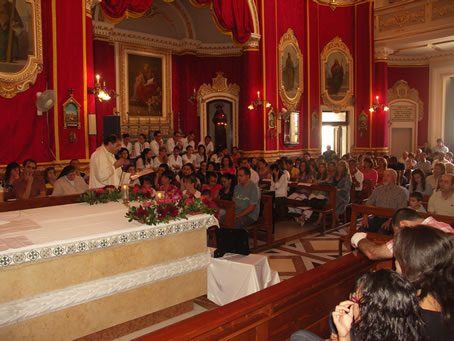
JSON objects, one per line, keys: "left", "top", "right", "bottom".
{"left": 388, "top": 66, "right": 429, "bottom": 146}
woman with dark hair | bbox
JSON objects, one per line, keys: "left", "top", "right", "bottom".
{"left": 394, "top": 226, "right": 454, "bottom": 339}
{"left": 270, "top": 163, "right": 288, "bottom": 219}
{"left": 195, "top": 145, "right": 207, "bottom": 168}
{"left": 231, "top": 146, "right": 241, "bottom": 167}
{"left": 220, "top": 156, "right": 236, "bottom": 175}
{"left": 182, "top": 175, "right": 201, "bottom": 198}
{"left": 361, "top": 157, "right": 378, "bottom": 192}
{"left": 117, "top": 147, "right": 132, "bottom": 171}
{"left": 52, "top": 166, "right": 88, "bottom": 196}
{"left": 207, "top": 162, "right": 217, "bottom": 172}
{"left": 291, "top": 269, "right": 423, "bottom": 341}
{"left": 44, "top": 167, "right": 57, "bottom": 189}
{"left": 136, "top": 148, "right": 153, "bottom": 172}
{"left": 201, "top": 171, "right": 221, "bottom": 200}
{"left": 257, "top": 158, "right": 271, "bottom": 181}
{"left": 410, "top": 168, "right": 433, "bottom": 195}
{"left": 196, "top": 161, "right": 208, "bottom": 185}
{"left": 327, "top": 161, "right": 337, "bottom": 178}
{"left": 1, "top": 162, "right": 20, "bottom": 192}
{"left": 219, "top": 173, "right": 236, "bottom": 201}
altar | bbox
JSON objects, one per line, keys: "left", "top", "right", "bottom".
{"left": 0, "top": 202, "right": 215, "bottom": 340}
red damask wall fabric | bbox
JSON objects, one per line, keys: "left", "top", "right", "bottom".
{"left": 101, "top": 0, "right": 154, "bottom": 21}
{"left": 194, "top": 0, "right": 253, "bottom": 44}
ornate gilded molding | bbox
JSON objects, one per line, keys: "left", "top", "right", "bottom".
{"left": 375, "top": 47, "right": 394, "bottom": 61}
{"left": 388, "top": 80, "right": 424, "bottom": 121}
{"left": 198, "top": 72, "right": 240, "bottom": 99}
{"left": 320, "top": 37, "right": 354, "bottom": 112}
{"left": 278, "top": 28, "right": 304, "bottom": 111}
{"left": 93, "top": 22, "right": 243, "bottom": 56}
{"left": 378, "top": 5, "right": 425, "bottom": 32}
{"left": 0, "top": 0, "right": 43, "bottom": 99}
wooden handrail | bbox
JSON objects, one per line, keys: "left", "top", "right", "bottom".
{"left": 0, "top": 194, "right": 81, "bottom": 212}
{"left": 213, "top": 199, "right": 235, "bottom": 228}
{"left": 135, "top": 253, "right": 383, "bottom": 341}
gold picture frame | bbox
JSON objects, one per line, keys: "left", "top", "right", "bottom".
{"left": 0, "top": 0, "right": 43, "bottom": 98}
{"left": 63, "top": 92, "right": 81, "bottom": 129}
{"left": 278, "top": 28, "right": 303, "bottom": 111}
{"left": 320, "top": 37, "right": 354, "bottom": 112}
{"left": 119, "top": 44, "right": 172, "bottom": 127}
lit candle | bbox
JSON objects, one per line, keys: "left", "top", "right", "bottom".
{"left": 121, "top": 184, "right": 129, "bottom": 202}
{"left": 96, "top": 74, "right": 100, "bottom": 84}
{"left": 156, "top": 191, "right": 165, "bottom": 200}
{"left": 257, "top": 91, "right": 260, "bottom": 98}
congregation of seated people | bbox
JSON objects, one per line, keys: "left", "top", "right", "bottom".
{"left": 1, "top": 136, "right": 454, "bottom": 232}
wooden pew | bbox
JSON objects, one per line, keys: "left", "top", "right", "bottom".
{"left": 0, "top": 194, "right": 81, "bottom": 213}
{"left": 339, "top": 203, "right": 454, "bottom": 256}
{"left": 134, "top": 253, "right": 384, "bottom": 341}
{"left": 213, "top": 195, "right": 274, "bottom": 252}
{"left": 248, "top": 194, "right": 273, "bottom": 251}
{"left": 287, "top": 183, "right": 337, "bottom": 235}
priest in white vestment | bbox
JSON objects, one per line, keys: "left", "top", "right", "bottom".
{"left": 89, "top": 135, "right": 124, "bottom": 188}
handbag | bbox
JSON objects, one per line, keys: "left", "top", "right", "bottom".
{"left": 214, "top": 228, "right": 250, "bottom": 257}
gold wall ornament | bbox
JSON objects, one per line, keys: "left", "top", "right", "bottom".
{"left": 278, "top": 28, "right": 303, "bottom": 111}
{"left": 0, "top": 0, "right": 43, "bottom": 99}
{"left": 320, "top": 36, "right": 354, "bottom": 113}
{"left": 388, "top": 80, "right": 424, "bottom": 121}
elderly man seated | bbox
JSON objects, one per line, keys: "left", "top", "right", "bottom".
{"left": 360, "top": 169, "right": 407, "bottom": 235}
{"left": 428, "top": 174, "right": 454, "bottom": 216}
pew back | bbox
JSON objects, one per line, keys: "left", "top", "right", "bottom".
{"left": 135, "top": 253, "right": 382, "bottom": 341}
{"left": 0, "top": 194, "right": 81, "bottom": 212}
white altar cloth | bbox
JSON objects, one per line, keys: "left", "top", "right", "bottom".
{"left": 207, "top": 253, "right": 280, "bottom": 306}
{"left": 0, "top": 202, "right": 216, "bottom": 268}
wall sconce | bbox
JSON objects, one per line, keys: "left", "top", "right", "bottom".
{"left": 248, "top": 91, "right": 272, "bottom": 110}
{"left": 188, "top": 88, "right": 197, "bottom": 104}
{"left": 369, "top": 95, "right": 389, "bottom": 113}
{"left": 88, "top": 74, "right": 117, "bottom": 102}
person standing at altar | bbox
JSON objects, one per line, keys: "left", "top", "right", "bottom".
{"left": 89, "top": 135, "right": 124, "bottom": 189}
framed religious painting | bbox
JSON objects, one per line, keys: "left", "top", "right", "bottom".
{"left": 63, "top": 92, "right": 81, "bottom": 128}
{"left": 119, "top": 44, "right": 172, "bottom": 126}
{"left": 278, "top": 28, "right": 303, "bottom": 111}
{"left": 320, "top": 37, "right": 353, "bottom": 112}
{"left": 0, "top": 0, "right": 43, "bottom": 98}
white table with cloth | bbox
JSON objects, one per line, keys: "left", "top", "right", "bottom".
{"left": 208, "top": 252, "right": 280, "bottom": 306}
{"left": 0, "top": 202, "right": 216, "bottom": 340}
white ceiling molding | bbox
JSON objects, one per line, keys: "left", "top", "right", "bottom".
{"left": 93, "top": 22, "right": 243, "bottom": 56}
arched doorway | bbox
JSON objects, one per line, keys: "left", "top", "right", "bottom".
{"left": 198, "top": 73, "right": 240, "bottom": 150}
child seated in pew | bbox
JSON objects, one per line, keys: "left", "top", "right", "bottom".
{"left": 408, "top": 191, "right": 426, "bottom": 213}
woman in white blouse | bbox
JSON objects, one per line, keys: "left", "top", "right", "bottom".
{"left": 52, "top": 166, "right": 88, "bottom": 196}
{"left": 270, "top": 163, "right": 288, "bottom": 220}
{"left": 153, "top": 146, "right": 168, "bottom": 171}
{"left": 182, "top": 145, "right": 197, "bottom": 168}
{"left": 136, "top": 148, "right": 153, "bottom": 172}
{"left": 168, "top": 146, "right": 183, "bottom": 172}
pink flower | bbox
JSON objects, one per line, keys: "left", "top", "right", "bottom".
{"left": 141, "top": 188, "right": 148, "bottom": 194}
{"left": 142, "top": 202, "right": 152, "bottom": 207}
{"left": 132, "top": 187, "right": 140, "bottom": 194}
{"left": 95, "top": 188, "right": 105, "bottom": 193}
{"left": 184, "top": 198, "right": 194, "bottom": 205}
